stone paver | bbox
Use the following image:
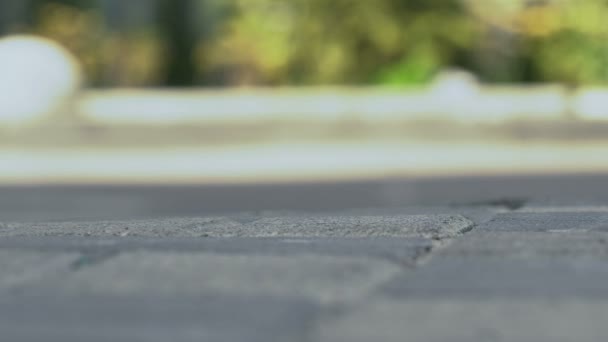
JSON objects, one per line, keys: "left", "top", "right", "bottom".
{"left": 320, "top": 298, "right": 608, "bottom": 342}
{"left": 381, "top": 225, "right": 608, "bottom": 298}
{"left": 0, "top": 214, "right": 474, "bottom": 239}
{"left": 4, "top": 181, "right": 608, "bottom": 342}
{"left": 479, "top": 211, "right": 608, "bottom": 233}
{"left": 431, "top": 231, "right": 608, "bottom": 257}
{"left": 0, "top": 236, "right": 433, "bottom": 266}
{"left": 0, "top": 294, "right": 318, "bottom": 342}
{"left": 246, "top": 214, "right": 473, "bottom": 238}
{"left": 337, "top": 205, "right": 502, "bottom": 224}
{"left": 381, "top": 255, "right": 608, "bottom": 297}
{"left": 0, "top": 217, "right": 244, "bottom": 238}
{"left": 0, "top": 250, "right": 79, "bottom": 292}
{"left": 517, "top": 205, "right": 608, "bottom": 213}
{"left": 45, "top": 252, "right": 401, "bottom": 303}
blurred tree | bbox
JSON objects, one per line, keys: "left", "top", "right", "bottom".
{"left": 530, "top": 30, "right": 608, "bottom": 85}
{"left": 25, "top": 0, "right": 104, "bottom": 85}
{"left": 26, "top": 0, "right": 97, "bottom": 23}
{"left": 0, "top": 2, "right": 28, "bottom": 34}
{"left": 9, "top": 0, "right": 608, "bottom": 86}
{"left": 204, "top": 0, "right": 481, "bottom": 86}
{"left": 94, "top": 0, "right": 165, "bottom": 86}
{"left": 157, "top": 0, "right": 197, "bottom": 86}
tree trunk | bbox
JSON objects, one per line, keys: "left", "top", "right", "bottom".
{"left": 158, "top": 0, "right": 197, "bottom": 86}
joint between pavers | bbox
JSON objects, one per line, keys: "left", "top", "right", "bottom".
{"left": 414, "top": 220, "right": 478, "bottom": 268}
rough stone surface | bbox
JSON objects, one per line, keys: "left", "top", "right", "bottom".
{"left": 329, "top": 206, "right": 502, "bottom": 224}
{"left": 480, "top": 211, "right": 608, "bottom": 233}
{"left": 0, "top": 217, "right": 245, "bottom": 238}
{"left": 1, "top": 214, "right": 474, "bottom": 239}
{"left": 247, "top": 214, "right": 474, "bottom": 238}
{"left": 5, "top": 178, "right": 608, "bottom": 342}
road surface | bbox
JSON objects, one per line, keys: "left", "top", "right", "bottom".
{"left": 2, "top": 173, "right": 608, "bottom": 341}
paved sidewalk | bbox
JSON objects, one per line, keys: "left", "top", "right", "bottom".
{"left": 2, "top": 176, "right": 608, "bottom": 341}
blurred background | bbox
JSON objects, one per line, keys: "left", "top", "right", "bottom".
{"left": 2, "top": 0, "right": 608, "bottom": 187}
{"left": 3, "top": 0, "right": 608, "bottom": 87}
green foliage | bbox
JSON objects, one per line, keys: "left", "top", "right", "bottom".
{"left": 15, "top": 0, "right": 608, "bottom": 86}
{"left": 531, "top": 30, "right": 608, "bottom": 85}
{"left": 205, "top": 0, "right": 479, "bottom": 85}
{"left": 375, "top": 44, "right": 442, "bottom": 85}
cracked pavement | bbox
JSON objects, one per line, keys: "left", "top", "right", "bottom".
{"left": 2, "top": 174, "right": 608, "bottom": 341}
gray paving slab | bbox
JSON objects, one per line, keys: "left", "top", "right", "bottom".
{"left": 381, "top": 230, "right": 608, "bottom": 298}
{"left": 435, "top": 231, "right": 608, "bottom": 258}
{"left": 0, "top": 236, "right": 433, "bottom": 266}
{"left": 480, "top": 211, "right": 608, "bottom": 232}
{"left": 320, "top": 298, "right": 608, "bottom": 342}
{"left": 2, "top": 177, "right": 608, "bottom": 342}
{"left": 0, "top": 250, "right": 79, "bottom": 292}
{"left": 44, "top": 252, "right": 402, "bottom": 303}
{"left": 0, "top": 217, "right": 244, "bottom": 237}
{"left": 309, "top": 205, "right": 502, "bottom": 225}
{"left": 0, "top": 294, "right": 318, "bottom": 342}
{"left": 0, "top": 214, "right": 474, "bottom": 239}
{"left": 246, "top": 214, "right": 474, "bottom": 239}
{"left": 517, "top": 204, "right": 608, "bottom": 213}
{"left": 382, "top": 256, "right": 608, "bottom": 298}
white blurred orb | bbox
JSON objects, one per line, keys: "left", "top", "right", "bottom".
{"left": 428, "top": 69, "right": 480, "bottom": 121}
{"left": 430, "top": 69, "right": 479, "bottom": 102}
{"left": 0, "top": 35, "right": 82, "bottom": 127}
